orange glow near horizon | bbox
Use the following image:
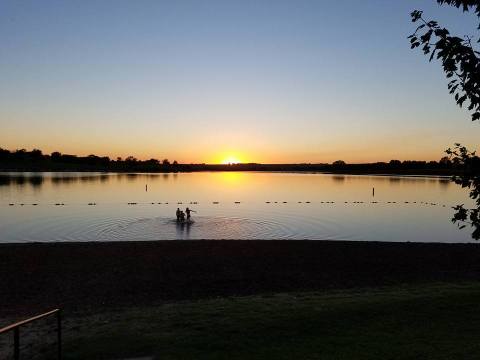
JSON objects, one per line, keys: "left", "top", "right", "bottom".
{"left": 215, "top": 152, "right": 248, "bottom": 164}
{"left": 0, "top": 142, "right": 464, "bottom": 165}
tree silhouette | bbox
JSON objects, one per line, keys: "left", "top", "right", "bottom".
{"left": 409, "top": 0, "right": 480, "bottom": 238}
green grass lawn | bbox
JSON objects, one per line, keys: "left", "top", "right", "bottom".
{"left": 63, "top": 282, "right": 480, "bottom": 360}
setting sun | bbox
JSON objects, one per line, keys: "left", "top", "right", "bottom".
{"left": 221, "top": 155, "right": 242, "bottom": 164}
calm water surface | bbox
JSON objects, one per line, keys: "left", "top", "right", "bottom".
{"left": 0, "top": 172, "right": 474, "bottom": 243}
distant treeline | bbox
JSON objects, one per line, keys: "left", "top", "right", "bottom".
{"left": 0, "top": 147, "right": 464, "bottom": 175}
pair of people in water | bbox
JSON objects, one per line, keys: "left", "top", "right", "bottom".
{"left": 176, "top": 207, "right": 195, "bottom": 222}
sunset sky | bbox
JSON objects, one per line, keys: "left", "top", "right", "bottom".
{"left": 1, "top": 0, "right": 479, "bottom": 164}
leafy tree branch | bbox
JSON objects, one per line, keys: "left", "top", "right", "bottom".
{"left": 409, "top": 0, "right": 480, "bottom": 238}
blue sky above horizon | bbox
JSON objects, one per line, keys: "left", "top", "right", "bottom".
{"left": 0, "top": 0, "right": 479, "bottom": 163}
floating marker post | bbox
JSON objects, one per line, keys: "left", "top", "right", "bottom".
{"left": 372, "top": 187, "right": 375, "bottom": 197}
{"left": 146, "top": 184, "right": 148, "bottom": 192}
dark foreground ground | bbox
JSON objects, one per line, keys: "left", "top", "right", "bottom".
{"left": 62, "top": 283, "right": 480, "bottom": 360}
{"left": 2, "top": 240, "right": 480, "bottom": 317}
{"left": 3, "top": 240, "right": 480, "bottom": 359}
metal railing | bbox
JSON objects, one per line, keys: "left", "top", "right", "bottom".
{"left": 0, "top": 308, "right": 61, "bottom": 360}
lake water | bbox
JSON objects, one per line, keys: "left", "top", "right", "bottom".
{"left": 0, "top": 172, "right": 474, "bottom": 243}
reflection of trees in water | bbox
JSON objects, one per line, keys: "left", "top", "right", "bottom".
{"left": 126, "top": 173, "right": 138, "bottom": 182}
{"left": 438, "top": 179, "right": 450, "bottom": 187}
{"left": 57, "top": 174, "right": 113, "bottom": 186}
{"left": 29, "top": 176, "right": 44, "bottom": 187}
{"left": 332, "top": 175, "right": 345, "bottom": 183}
{"left": 50, "top": 174, "right": 111, "bottom": 185}
{"left": 389, "top": 177, "right": 401, "bottom": 184}
{"left": 0, "top": 175, "right": 45, "bottom": 187}
{"left": 79, "top": 175, "right": 100, "bottom": 183}
{"left": 51, "top": 176, "right": 78, "bottom": 185}
{"left": 0, "top": 176, "right": 11, "bottom": 186}
{"left": 141, "top": 173, "right": 172, "bottom": 182}
{"left": 14, "top": 176, "right": 26, "bottom": 185}
{"left": 388, "top": 176, "right": 438, "bottom": 184}
{"left": 116, "top": 173, "right": 145, "bottom": 182}
{"left": 145, "top": 173, "right": 170, "bottom": 181}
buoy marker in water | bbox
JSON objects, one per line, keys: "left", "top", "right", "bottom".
{"left": 19, "top": 198, "right": 449, "bottom": 209}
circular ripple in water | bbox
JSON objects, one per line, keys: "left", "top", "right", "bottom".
{"left": 84, "top": 216, "right": 304, "bottom": 241}
{"left": 98, "top": 215, "right": 299, "bottom": 240}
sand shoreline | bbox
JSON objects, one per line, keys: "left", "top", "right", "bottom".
{"left": 2, "top": 239, "right": 480, "bottom": 319}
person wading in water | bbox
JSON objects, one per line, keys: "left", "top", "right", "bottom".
{"left": 185, "top": 207, "right": 196, "bottom": 220}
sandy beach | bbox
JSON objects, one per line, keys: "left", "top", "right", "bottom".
{"left": 2, "top": 240, "right": 480, "bottom": 319}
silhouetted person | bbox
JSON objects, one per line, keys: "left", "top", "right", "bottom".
{"left": 185, "top": 207, "right": 196, "bottom": 220}
{"left": 179, "top": 211, "right": 185, "bottom": 222}
{"left": 176, "top": 208, "right": 181, "bottom": 221}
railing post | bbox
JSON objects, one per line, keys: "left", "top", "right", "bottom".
{"left": 57, "top": 310, "right": 62, "bottom": 360}
{"left": 0, "top": 309, "right": 62, "bottom": 359}
{"left": 13, "top": 327, "right": 19, "bottom": 360}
